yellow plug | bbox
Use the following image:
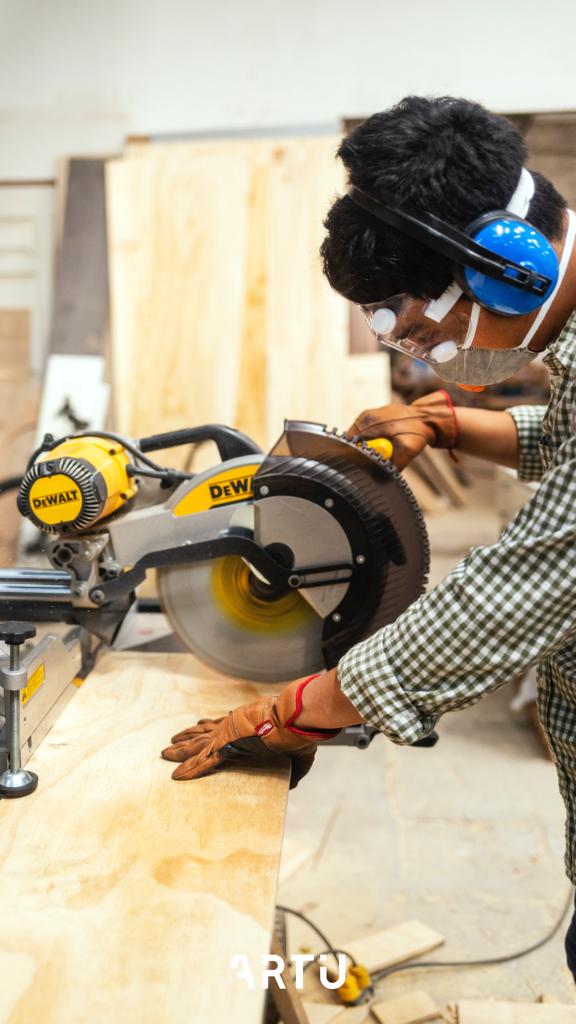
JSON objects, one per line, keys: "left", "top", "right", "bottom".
{"left": 338, "top": 963, "right": 373, "bottom": 1005}
{"left": 366, "top": 437, "right": 394, "bottom": 460}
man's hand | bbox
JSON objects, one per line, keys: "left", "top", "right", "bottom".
{"left": 161, "top": 669, "right": 364, "bottom": 789}
{"left": 348, "top": 390, "right": 458, "bottom": 470}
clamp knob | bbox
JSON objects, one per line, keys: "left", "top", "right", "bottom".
{"left": 0, "top": 622, "right": 36, "bottom": 646}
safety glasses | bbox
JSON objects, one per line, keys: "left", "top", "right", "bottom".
{"left": 361, "top": 287, "right": 478, "bottom": 367}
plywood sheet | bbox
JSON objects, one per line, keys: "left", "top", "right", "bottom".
{"left": 106, "top": 151, "right": 251, "bottom": 465}
{"left": 264, "top": 137, "right": 347, "bottom": 445}
{"left": 120, "top": 137, "right": 276, "bottom": 450}
{"left": 344, "top": 920, "right": 444, "bottom": 972}
{"left": 458, "top": 1002, "right": 576, "bottom": 1023}
{"left": 0, "top": 652, "right": 290, "bottom": 1023}
{"left": 107, "top": 136, "right": 352, "bottom": 455}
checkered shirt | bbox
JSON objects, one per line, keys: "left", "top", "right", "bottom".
{"left": 338, "top": 309, "right": 576, "bottom": 883}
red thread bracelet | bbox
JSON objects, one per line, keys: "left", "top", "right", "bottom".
{"left": 439, "top": 388, "right": 460, "bottom": 462}
{"left": 284, "top": 674, "right": 321, "bottom": 729}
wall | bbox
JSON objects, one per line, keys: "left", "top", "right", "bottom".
{"left": 1, "top": 0, "right": 575, "bottom": 179}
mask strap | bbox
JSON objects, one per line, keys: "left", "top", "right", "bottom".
{"left": 520, "top": 208, "right": 576, "bottom": 349}
{"left": 462, "top": 302, "right": 482, "bottom": 350}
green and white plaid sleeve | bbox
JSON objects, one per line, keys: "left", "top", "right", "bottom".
{"left": 337, "top": 439, "right": 576, "bottom": 744}
{"left": 507, "top": 404, "right": 547, "bottom": 482}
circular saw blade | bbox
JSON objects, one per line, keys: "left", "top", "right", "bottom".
{"left": 254, "top": 421, "right": 430, "bottom": 666}
{"left": 158, "top": 555, "right": 325, "bottom": 682}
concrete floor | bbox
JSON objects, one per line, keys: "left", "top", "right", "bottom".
{"left": 279, "top": 460, "right": 576, "bottom": 1010}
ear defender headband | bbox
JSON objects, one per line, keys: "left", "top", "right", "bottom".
{"left": 347, "top": 169, "right": 560, "bottom": 316}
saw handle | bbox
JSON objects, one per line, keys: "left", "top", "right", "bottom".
{"left": 411, "top": 730, "right": 439, "bottom": 748}
{"left": 326, "top": 725, "right": 439, "bottom": 749}
{"left": 365, "top": 437, "right": 394, "bottom": 460}
{"left": 139, "top": 424, "right": 262, "bottom": 462}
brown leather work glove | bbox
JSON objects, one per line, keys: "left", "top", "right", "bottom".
{"left": 161, "top": 673, "right": 342, "bottom": 789}
{"left": 348, "top": 389, "right": 459, "bottom": 470}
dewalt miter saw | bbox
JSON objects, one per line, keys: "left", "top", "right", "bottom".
{"left": 0, "top": 420, "right": 431, "bottom": 791}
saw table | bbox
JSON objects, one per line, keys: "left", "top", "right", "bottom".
{"left": 0, "top": 651, "right": 289, "bottom": 1024}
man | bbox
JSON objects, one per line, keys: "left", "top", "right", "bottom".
{"left": 162, "top": 97, "right": 576, "bottom": 977}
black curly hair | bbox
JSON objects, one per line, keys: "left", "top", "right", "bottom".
{"left": 320, "top": 96, "right": 566, "bottom": 304}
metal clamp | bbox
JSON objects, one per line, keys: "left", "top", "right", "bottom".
{"left": 0, "top": 621, "right": 39, "bottom": 798}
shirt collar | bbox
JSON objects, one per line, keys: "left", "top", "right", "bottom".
{"left": 543, "top": 308, "right": 576, "bottom": 374}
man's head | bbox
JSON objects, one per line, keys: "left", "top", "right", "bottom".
{"left": 321, "top": 96, "right": 565, "bottom": 305}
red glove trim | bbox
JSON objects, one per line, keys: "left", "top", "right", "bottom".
{"left": 438, "top": 388, "right": 460, "bottom": 462}
{"left": 283, "top": 673, "right": 322, "bottom": 729}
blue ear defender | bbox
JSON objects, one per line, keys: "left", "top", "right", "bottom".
{"left": 346, "top": 185, "right": 560, "bottom": 318}
{"left": 458, "top": 212, "right": 559, "bottom": 316}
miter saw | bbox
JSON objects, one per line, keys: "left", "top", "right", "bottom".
{"left": 0, "top": 420, "right": 431, "bottom": 790}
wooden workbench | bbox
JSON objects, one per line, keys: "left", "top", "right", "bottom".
{"left": 0, "top": 652, "right": 290, "bottom": 1023}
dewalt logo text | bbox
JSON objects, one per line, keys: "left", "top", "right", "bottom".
{"left": 32, "top": 489, "right": 80, "bottom": 509}
{"left": 209, "top": 475, "right": 252, "bottom": 503}
{"left": 172, "top": 463, "right": 260, "bottom": 518}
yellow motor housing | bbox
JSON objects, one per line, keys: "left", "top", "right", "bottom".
{"left": 18, "top": 436, "right": 137, "bottom": 533}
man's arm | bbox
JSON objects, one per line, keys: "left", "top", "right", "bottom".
{"left": 451, "top": 406, "right": 522, "bottom": 467}
{"left": 349, "top": 392, "right": 546, "bottom": 475}
{"left": 338, "top": 436, "right": 576, "bottom": 743}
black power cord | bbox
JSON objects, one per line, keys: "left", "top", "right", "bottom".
{"left": 372, "top": 887, "right": 574, "bottom": 983}
{"left": 276, "top": 905, "right": 356, "bottom": 972}
{"left": 0, "top": 475, "right": 24, "bottom": 495}
{"left": 278, "top": 888, "right": 574, "bottom": 985}
{"left": 25, "top": 429, "right": 195, "bottom": 478}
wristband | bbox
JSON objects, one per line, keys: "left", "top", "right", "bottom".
{"left": 439, "top": 388, "right": 460, "bottom": 461}
{"left": 284, "top": 674, "right": 340, "bottom": 740}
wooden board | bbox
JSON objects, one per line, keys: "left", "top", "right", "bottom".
{"left": 0, "top": 652, "right": 290, "bottom": 1023}
{"left": 0, "top": 308, "right": 29, "bottom": 379}
{"left": 263, "top": 137, "right": 348, "bottom": 445}
{"left": 107, "top": 136, "right": 355, "bottom": 455}
{"left": 49, "top": 158, "right": 110, "bottom": 357}
{"left": 458, "top": 1003, "right": 576, "bottom": 1023}
{"left": 106, "top": 151, "right": 251, "bottom": 464}
{"left": 301, "top": 1003, "right": 342, "bottom": 1024}
{"left": 343, "top": 920, "right": 444, "bottom": 973}
{"left": 371, "top": 990, "right": 441, "bottom": 1024}
{"left": 119, "top": 137, "right": 277, "bottom": 452}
